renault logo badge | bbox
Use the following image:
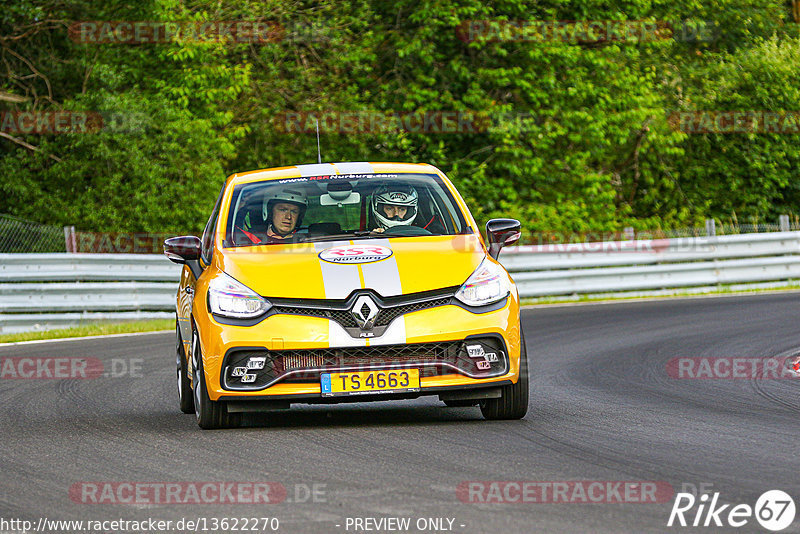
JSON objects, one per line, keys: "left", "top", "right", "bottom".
{"left": 351, "top": 295, "right": 379, "bottom": 329}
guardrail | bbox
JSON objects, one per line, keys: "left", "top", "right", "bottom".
{"left": 0, "top": 254, "right": 181, "bottom": 334}
{"left": 0, "top": 253, "right": 180, "bottom": 281}
{"left": 2, "top": 231, "right": 799, "bottom": 333}
{"left": 501, "top": 231, "right": 800, "bottom": 297}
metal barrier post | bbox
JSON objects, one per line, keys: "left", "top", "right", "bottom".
{"left": 63, "top": 226, "right": 76, "bottom": 253}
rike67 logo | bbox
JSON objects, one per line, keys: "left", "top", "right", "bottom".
{"left": 668, "top": 489, "right": 796, "bottom": 531}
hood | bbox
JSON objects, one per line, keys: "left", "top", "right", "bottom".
{"left": 217, "top": 234, "right": 486, "bottom": 299}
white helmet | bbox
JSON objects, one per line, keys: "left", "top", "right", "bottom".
{"left": 371, "top": 185, "right": 418, "bottom": 229}
{"left": 263, "top": 188, "right": 308, "bottom": 227}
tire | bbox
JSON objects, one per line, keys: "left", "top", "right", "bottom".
{"left": 176, "top": 322, "right": 194, "bottom": 414}
{"left": 443, "top": 400, "right": 478, "bottom": 407}
{"left": 192, "top": 328, "right": 241, "bottom": 429}
{"left": 480, "top": 332, "right": 529, "bottom": 420}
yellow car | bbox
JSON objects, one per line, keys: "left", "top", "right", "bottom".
{"left": 164, "top": 162, "right": 527, "bottom": 429}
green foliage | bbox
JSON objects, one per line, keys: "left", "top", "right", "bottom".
{"left": 0, "top": 90, "right": 232, "bottom": 232}
{"left": 1, "top": 0, "right": 799, "bottom": 238}
{"left": 673, "top": 37, "right": 800, "bottom": 220}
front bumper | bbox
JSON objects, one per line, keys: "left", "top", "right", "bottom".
{"left": 195, "top": 295, "right": 521, "bottom": 402}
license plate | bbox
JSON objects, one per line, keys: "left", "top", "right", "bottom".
{"left": 321, "top": 369, "right": 420, "bottom": 396}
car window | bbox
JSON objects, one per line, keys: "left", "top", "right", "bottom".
{"left": 303, "top": 194, "right": 361, "bottom": 230}
{"left": 224, "top": 173, "right": 470, "bottom": 246}
{"left": 201, "top": 184, "right": 225, "bottom": 263}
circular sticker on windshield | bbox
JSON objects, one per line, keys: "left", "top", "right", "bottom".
{"left": 318, "top": 245, "right": 393, "bottom": 264}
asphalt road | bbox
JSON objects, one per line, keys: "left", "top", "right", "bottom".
{"left": 1, "top": 293, "right": 799, "bottom": 534}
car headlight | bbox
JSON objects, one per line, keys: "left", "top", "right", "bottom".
{"left": 208, "top": 273, "right": 271, "bottom": 318}
{"left": 455, "top": 257, "right": 510, "bottom": 307}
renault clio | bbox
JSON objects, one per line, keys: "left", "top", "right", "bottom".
{"left": 164, "top": 162, "right": 527, "bottom": 429}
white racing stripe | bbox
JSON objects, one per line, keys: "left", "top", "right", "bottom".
{"left": 307, "top": 164, "right": 407, "bottom": 346}
{"left": 370, "top": 315, "right": 407, "bottom": 346}
{"left": 315, "top": 239, "right": 408, "bottom": 346}
{"left": 359, "top": 238, "right": 403, "bottom": 297}
{"left": 315, "top": 240, "right": 366, "bottom": 347}
{"left": 332, "top": 162, "right": 374, "bottom": 174}
{"left": 314, "top": 241, "right": 361, "bottom": 299}
{"left": 296, "top": 163, "right": 339, "bottom": 176}
{"left": 328, "top": 321, "right": 368, "bottom": 347}
{"left": 296, "top": 161, "right": 374, "bottom": 177}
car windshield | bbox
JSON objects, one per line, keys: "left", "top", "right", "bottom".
{"left": 224, "top": 173, "right": 470, "bottom": 246}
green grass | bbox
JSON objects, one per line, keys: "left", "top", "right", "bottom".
{"left": 521, "top": 283, "right": 800, "bottom": 306}
{"left": 0, "top": 319, "right": 173, "bottom": 344}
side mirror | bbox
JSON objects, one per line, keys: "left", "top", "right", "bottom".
{"left": 486, "top": 219, "right": 521, "bottom": 259}
{"left": 164, "top": 236, "right": 201, "bottom": 264}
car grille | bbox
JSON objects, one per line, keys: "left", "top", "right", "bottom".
{"left": 283, "top": 353, "right": 326, "bottom": 370}
{"left": 273, "top": 297, "right": 452, "bottom": 329}
{"left": 279, "top": 342, "right": 457, "bottom": 372}
{"left": 272, "top": 306, "right": 359, "bottom": 328}
{"left": 373, "top": 298, "right": 452, "bottom": 326}
{"left": 221, "top": 337, "right": 508, "bottom": 391}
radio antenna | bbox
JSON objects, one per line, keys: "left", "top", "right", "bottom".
{"left": 315, "top": 117, "right": 322, "bottom": 164}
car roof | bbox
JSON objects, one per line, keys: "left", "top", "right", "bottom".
{"left": 226, "top": 162, "right": 442, "bottom": 186}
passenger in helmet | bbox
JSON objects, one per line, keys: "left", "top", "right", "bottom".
{"left": 263, "top": 188, "right": 307, "bottom": 241}
{"left": 371, "top": 185, "right": 418, "bottom": 232}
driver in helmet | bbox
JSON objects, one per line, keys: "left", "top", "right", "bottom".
{"left": 371, "top": 185, "right": 418, "bottom": 233}
{"left": 263, "top": 188, "right": 307, "bottom": 241}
